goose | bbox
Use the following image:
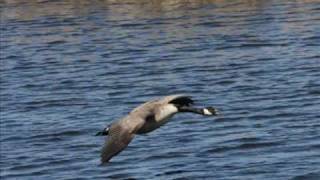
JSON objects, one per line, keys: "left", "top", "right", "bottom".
{"left": 96, "top": 94, "right": 219, "bottom": 164}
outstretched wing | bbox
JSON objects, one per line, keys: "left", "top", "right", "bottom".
{"left": 100, "top": 123, "right": 135, "bottom": 164}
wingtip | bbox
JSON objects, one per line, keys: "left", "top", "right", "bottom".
{"left": 99, "top": 161, "right": 109, "bottom": 166}
{"left": 99, "top": 157, "right": 112, "bottom": 166}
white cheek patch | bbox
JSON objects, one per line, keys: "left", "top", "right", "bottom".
{"left": 203, "top": 108, "right": 213, "bottom": 115}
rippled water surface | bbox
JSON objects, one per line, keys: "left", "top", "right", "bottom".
{"left": 1, "top": 0, "right": 320, "bottom": 179}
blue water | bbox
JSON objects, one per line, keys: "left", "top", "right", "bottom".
{"left": 1, "top": 0, "right": 320, "bottom": 179}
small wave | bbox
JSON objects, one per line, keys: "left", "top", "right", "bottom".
{"left": 47, "top": 39, "right": 67, "bottom": 45}
{"left": 118, "top": 23, "right": 146, "bottom": 28}
{"left": 291, "top": 172, "right": 320, "bottom": 180}
{"left": 237, "top": 141, "right": 281, "bottom": 149}
{"left": 164, "top": 170, "right": 187, "bottom": 175}
{"left": 29, "top": 130, "right": 83, "bottom": 141}
{"left": 143, "top": 153, "right": 185, "bottom": 161}
{"left": 22, "top": 98, "right": 88, "bottom": 111}
{"left": 107, "top": 173, "right": 138, "bottom": 180}
{"left": 47, "top": 159, "right": 73, "bottom": 166}
{"left": 9, "top": 164, "right": 34, "bottom": 171}
{"left": 216, "top": 80, "right": 236, "bottom": 86}
{"left": 308, "top": 89, "right": 320, "bottom": 95}
{"left": 196, "top": 21, "right": 223, "bottom": 27}
{"left": 206, "top": 141, "right": 282, "bottom": 153}
{"left": 68, "top": 143, "right": 98, "bottom": 150}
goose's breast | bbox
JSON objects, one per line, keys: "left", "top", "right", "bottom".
{"left": 136, "top": 104, "right": 178, "bottom": 134}
{"left": 155, "top": 104, "right": 178, "bottom": 123}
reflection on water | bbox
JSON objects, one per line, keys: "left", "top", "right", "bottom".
{"left": 1, "top": 0, "right": 320, "bottom": 179}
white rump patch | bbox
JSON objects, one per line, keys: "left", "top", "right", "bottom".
{"left": 203, "top": 108, "right": 213, "bottom": 115}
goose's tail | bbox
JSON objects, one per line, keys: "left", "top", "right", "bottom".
{"left": 95, "top": 127, "right": 109, "bottom": 136}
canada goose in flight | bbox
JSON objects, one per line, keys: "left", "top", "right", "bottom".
{"left": 96, "top": 94, "right": 218, "bottom": 164}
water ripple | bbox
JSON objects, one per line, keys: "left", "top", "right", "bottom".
{"left": 1, "top": 0, "right": 320, "bottom": 179}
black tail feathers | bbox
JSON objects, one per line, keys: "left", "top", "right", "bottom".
{"left": 95, "top": 127, "right": 109, "bottom": 136}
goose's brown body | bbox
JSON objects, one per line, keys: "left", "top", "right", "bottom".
{"left": 97, "top": 95, "right": 218, "bottom": 164}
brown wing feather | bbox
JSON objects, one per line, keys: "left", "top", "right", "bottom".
{"left": 100, "top": 123, "right": 135, "bottom": 164}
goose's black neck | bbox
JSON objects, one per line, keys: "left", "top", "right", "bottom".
{"left": 177, "top": 106, "right": 204, "bottom": 115}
